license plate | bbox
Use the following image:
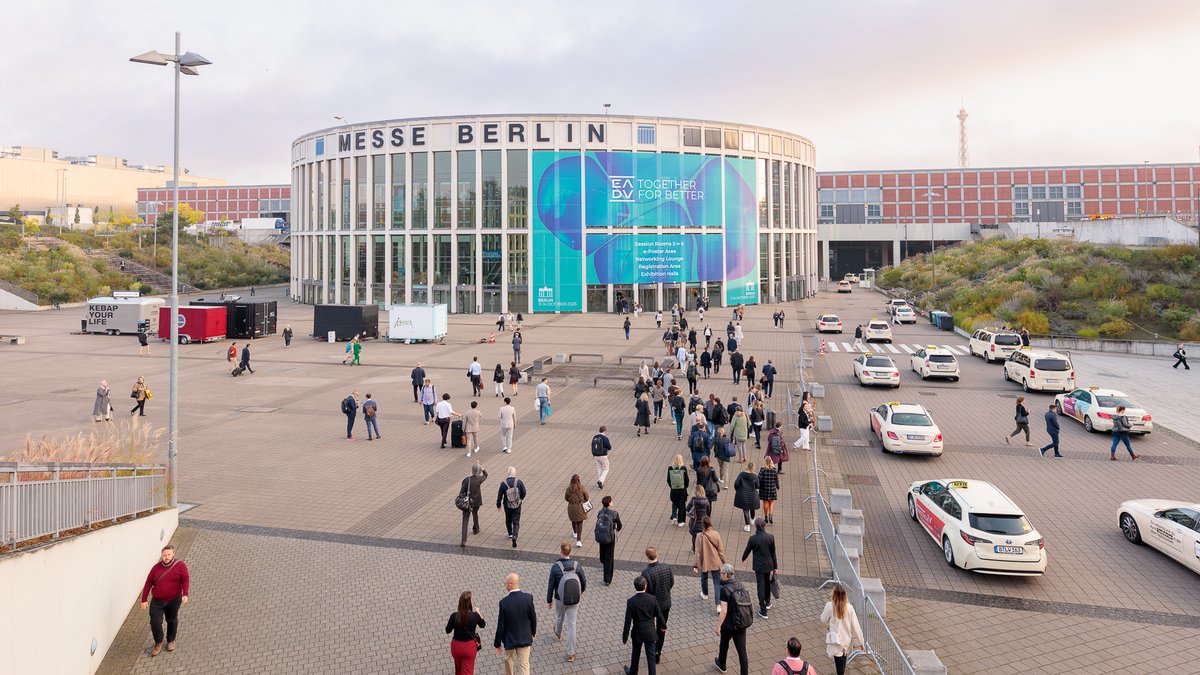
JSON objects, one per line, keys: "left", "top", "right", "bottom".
{"left": 994, "top": 545, "right": 1024, "bottom": 554}
{"left": 906, "top": 435, "right": 925, "bottom": 441}
{"left": 1046, "top": 379, "right": 1061, "bottom": 384}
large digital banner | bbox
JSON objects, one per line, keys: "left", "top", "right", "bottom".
{"left": 531, "top": 151, "right": 759, "bottom": 312}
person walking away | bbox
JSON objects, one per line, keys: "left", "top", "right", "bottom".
{"left": 744, "top": 356, "right": 757, "bottom": 388}
{"left": 498, "top": 312, "right": 507, "bottom": 332}
{"left": 622, "top": 575, "right": 666, "bottom": 675}
{"left": 493, "top": 364, "right": 506, "bottom": 397}
{"left": 686, "top": 359, "right": 700, "bottom": 395}
{"left": 624, "top": 316, "right": 632, "bottom": 340}
{"left": 464, "top": 400, "right": 482, "bottom": 456}
{"left": 655, "top": 310, "right": 663, "bottom": 327}
{"left": 547, "top": 539, "right": 587, "bottom": 663}
{"left": 640, "top": 548, "right": 675, "bottom": 665}
{"left": 1006, "top": 396, "right": 1032, "bottom": 447}
{"left": 1110, "top": 404, "right": 1140, "bottom": 461}
{"left": 138, "top": 328, "right": 151, "bottom": 355}
{"left": 436, "top": 393, "right": 462, "bottom": 448}
{"left": 669, "top": 387, "right": 687, "bottom": 440}
{"left": 594, "top": 495, "right": 623, "bottom": 585}
{"left": 693, "top": 516, "right": 725, "bottom": 610}
{"left": 411, "top": 363, "right": 426, "bottom": 402}
{"left": 140, "top": 544, "right": 189, "bottom": 656}
{"left": 494, "top": 573, "right": 537, "bottom": 675}
{"left": 282, "top": 324, "right": 293, "bottom": 347}
{"left": 688, "top": 327, "right": 698, "bottom": 350}
{"left": 713, "top": 427, "right": 734, "bottom": 485}
{"left": 749, "top": 401, "right": 765, "bottom": 449}
{"left": 730, "top": 350, "right": 745, "bottom": 385}
{"left": 733, "top": 463, "right": 761, "bottom": 532}
{"left": 469, "top": 356, "right": 483, "bottom": 397}
{"left": 712, "top": 340, "right": 724, "bottom": 375}
{"left": 726, "top": 320, "right": 736, "bottom": 340}
{"left": 535, "top": 377, "right": 552, "bottom": 425}
{"left": 341, "top": 391, "right": 359, "bottom": 440}
{"left": 497, "top": 467, "right": 527, "bottom": 547}
{"left": 575, "top": 425, "right": 607, "bottom": 489}
{"left": 762, "top": 360, "right": 777, "bottom": 399}
{"left": 93, "top": 380, "right": 113, "bottom": 422}
{"left": 734, "top": 322, "right": 744, "bottom": 343}
{"left": 446, "top": 590, "right": 487, "bottom": 675}
{"left": 667, "top": 455, "right": 690, "bottom": 526}
{"left": 765, "top": 421, "right": 789, "bottom": 474}
{"left": 759, "top": 457, "right": 780, "bottom": 524}
{"left": 351, "top": 337, "right": 363, "bottom": 366}
{"left": 651, "top": 380, "right": 666, "bottom": 423}
{"left": 700, "top": 348, "right": 712, "bottom": 379}
{"left": 459, "top": 462, "right": 488, "bottom": 547}
{"left": 249, "top": 286, "right": 255, "bottom": 296}
{"left": 714, "top": 563, "right": 753, "bottom": 675}
{"left": 730, "top": 408, "right": 750, "bottom": 462}
{"left": 508, "top": 361, "right": 521, "bottom": 395}
{"left": 239, "top": 343, "right": 254, "bottom": 374}
{"left": 696, "top": 456, "right": 720, "bottom": 505}
{"left": 420, "top": 378, "right": 437, "bottom": 424}
{"left": 512, "top": 331, "right": 523, "bottom": 363}
{"left": 565, "top": 474, "right": 590, "bottom": 547}
{"left": 362, "top": 393, "right": 381, "bottom": 440}
{"left": 1040, "top": 403, "right": 1063, "bottom": 458}
{"left": 727, "top": 335, "right": 739, "bottom": 354}
{"left": 635, "top": 393, "right": 652, "bottom": 437}
{"left": 741, "top": 517, "right": 777, "bottom": 619}
{"left": 227, "top": 342, "right": 237, "bottom": 365}
{"left": 820, "top": 583, "right": 864, "bottom": 675}
{"left": 686, "top": 485, "right": 711, "bottom": 551}
{"left": 498, "top": 397, "right": 516, "bottom": 454}
{"left": 689, "top": 420, "right": 713, "bottom": 470}
{"left": 771, "top": 638, "right": 819, "bottom": 675}
{"left": 130, "top": 376, "right": 150, "bottom": 416}
{"left": 342, "top": 339, "right": 353, "bottom": 365}
{"left": 1173, "top": 343, "right": 1190, "bottom": 369}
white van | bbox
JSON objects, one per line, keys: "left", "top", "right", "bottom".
{"left": 1003, "top": 348, "right": 1075, "bottom": 393}
{"left": 968, "top": 327, "right": 1023, "bottom": 363}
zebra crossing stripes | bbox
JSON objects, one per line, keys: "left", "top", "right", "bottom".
{"left": 899, "top": 344, "right": 915, "bottom": 354}
{"left": 823, "top": 342, "right": 971, "bottom": 355}
{"left": 827, "top": 341, "right": 839, "bottom": 352}
{"left": 882, "top": 343, "right": 900, "bottom": 353}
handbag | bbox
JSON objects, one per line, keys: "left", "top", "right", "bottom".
{"left": 770, "top": 571, "right": 781, "bottom": 599}
{"left": 582, "top": 500, "right": 593, "bottom": 513}
{"left": 454, "top": 487, "right": 471, "bottom": 512}
{"left": 473, "top": 633, "right": 482, "bottom": 652}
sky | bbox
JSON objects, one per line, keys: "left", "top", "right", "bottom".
{"left": 2, "top": 0, "right": 1198, "bottom": 184}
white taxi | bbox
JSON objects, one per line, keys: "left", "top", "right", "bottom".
{"left": 907, "top": 479, "right": 1047, "bottom": 575}
{"left": 844, "top": 273, "right": 860, "bottom": 284}
{"left": 816, "top": 314, "right": 844, "bottom": 333}
{"left": 1054, "top": 388, "right": 1153, "bottom": 434}
{"left": 893, "top": 306, "right": 918, "bottom": 324}
{"left": 885, "top": 298, "right": 909, "bottom": 314}
{"left": 836, "top": 280, "right": 853, "bottom": 293}
{"left": 910, "top": 346, "right": 960, "bottom": 381}
{"left": 853, "top": 353, "right": 900, "bottom": 388}
{"left": 864, "top": 319, "right": 893, "bottom": 343}
{"left": 1118, "top": 500, "right": 1200, "bottom": 574}
{"left": 870, "top": 402, "right": 943, "bottom": 455}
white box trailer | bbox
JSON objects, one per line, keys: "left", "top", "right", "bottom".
{"left": 84, "top": 293, "right": 165, "bottom": 335}
{"left": 386, "top": 304, "right": 449, "bottom": 343}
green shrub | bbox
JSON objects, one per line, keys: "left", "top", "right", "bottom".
{"left": 1098, "top": 318, "right": 1134, "bottom": 337}
{"left": 1095, "top": 299, "right": 1127, "bottom": 319}
{"left": 1181, "top": 317, "right": 1200, "bottom": 342}
{"left": 1077, "top": 327, "right": 1100, "bottom": 338}
{"left": 1145, "top": 283, "right": 1181, "bottom": 303}
{"left": 1015, "top": 310, "right": 1049, "bottom": 335}
{"left": 139, "top": 284, "right": 153, "bottom": 295}
{"left": 1163, "top": 308, "right": 1196, "bottom": 329}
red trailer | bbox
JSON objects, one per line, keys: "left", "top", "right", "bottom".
{"left": 158, "top": 305, "right": 228, "bottom": 344}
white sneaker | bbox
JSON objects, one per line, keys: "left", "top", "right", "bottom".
{"left": 743, "top": 525, "right": 751, "bottom": 532}
{"left": 465, "top": 450, "right": 472, "bottom": 457}
{"left": 699, "top": 592, "right": 709, "bottom": 600}
{"left": 575, "top": 540, "right": 582, "bottom": 547}
{"left": 474, "top": 447, "right": 481, "bottom": 453}
{"left": 677, "top": 521, "right": 686, "bottom": 527}
{"left": 503, "top": 448, "right": 512, "bottom": 453}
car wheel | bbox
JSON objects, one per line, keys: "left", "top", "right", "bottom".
{"left": 1055, "top": 402, "right": 1064, "bottom": 416}
{"left": 893, "top": 384, "right": 900, "bottom": 389}
{"left": 1083, "top": 416, "right": 1095, "bottom": 433}
{"left": 984, "top": 351, "right": 992, "bottom": 363}
{"left": 952, "top": 376, "right": 960, "bottom": 382}
{"left": 1120, "top": 513, "right": 1142, "bottom": 544}
{"left": 942, "top": 537, "right": 956, "bottom": 567}
{"left": 1003, "top": 368, "right": 1009, "bottom": 382}
{"left": 908, "top": 495, "right": 918, "bottom": 521}
{"left": 921, "top": 369, "right": 929, "bottom": 380}
{"left": 1022, "top": 379, "right": 1031, "bottom": 393}
{"left": 179, "top": 336, "right": 190, "bottom": 345}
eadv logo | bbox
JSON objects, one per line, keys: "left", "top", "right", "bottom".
{"left": 315, "top": 138, "right": 325, "bottom": 156}
{"left": 609, "top": 176, "right": 635, "bottom": 203}
{"left": 537, "top": 287, "right": 554, "bottom": 301}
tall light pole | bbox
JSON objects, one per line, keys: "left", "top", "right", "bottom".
{"left": 923, "top": 189, "right": 940, "bottom": 291}
{"left": 131, "top": 33, "right": 212, "bottom": 508}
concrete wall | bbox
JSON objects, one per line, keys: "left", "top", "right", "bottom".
{"left": 0, "top": 287, "right": 39, "bottom": 311}
{"left": 1002, "top": 217, "right": 1198, "bottom": 246}
{"left": 0, "top": 508, "right": 178, "bottom": 674}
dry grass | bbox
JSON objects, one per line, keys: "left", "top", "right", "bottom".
{"left": 3, "top": 418, "right": 164, "bottom": 480}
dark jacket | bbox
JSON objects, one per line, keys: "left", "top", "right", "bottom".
{"left": 635, "top": 398, "right": 652, "bottom": 427}
{"left": 744, "top": 359, "right": 757, "bottom": 382}
{"left": 732, "top": 470, "right": 760, "bottom": 510}
{"left": 546, "top": 557, "right": 588, "bottom": 603}
{"left": 1112, "top": 413, "right": 1132, "bottom": 435}
{"left": 700, "top": 351, "right": 712, "bottom": 367}
{"left": 688, "top": 426, "right": 713, "bottom": 460}
{"left": 741, "top": 529, "right": 778, "bottom": 572}
{"left": 240, "top": 345, "right": 251, "bottom": 365}
{"left": 1014, "top": 402, "right": 1030, "bottom": 423}
{"left": 797, "top": 407, "right": 810, "bottom": 428}
{"left": 494, "top": 589, "right": 537, "bottom": 649}
{"left": 640, "top": 561, "right": 675, "bottom": 611}
{"left": 1044, "top": 410, "right": 1060, "bottom": 435}
{"left": 666, "top": 464, "right": 690, "bottom": 493}
{"left": 410, "top": 367, "right": 425, "bottom": 386}
{"left": 496, "top": 476, "right": 527, "bottom": 509}
{"left": 762, "top": 363, "right": 776, "bottom": 381}
{"left": 686, "top": 496, "right": 710, "bottom": 534}
{"left": 460, "top": 469, "right": 489, "bottom": 508}
{"left": 729, "top": 352, "right": 745, "bottom": 372}
{"left": 622, "top": 592, "right": 666, "bottom": 642}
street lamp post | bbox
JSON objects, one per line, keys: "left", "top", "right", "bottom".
{"left": 923, "top": 190, "right": 941, "bottom": 290}
{"left": 131, "top": 33, "right": 212, "bottom": 508}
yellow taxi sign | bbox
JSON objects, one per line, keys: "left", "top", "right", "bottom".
{"left": 949, "top": 480, "right": 969, "bottom": 489}
{"left": 1087, "top": 386, "right": 1100, "bottom": 391}
{"left": 887, "top": 401, "right": 902, "bottom": 406}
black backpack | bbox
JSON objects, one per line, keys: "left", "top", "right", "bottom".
{"left": 591, "top": 434, "right": 607, "bottom": 457}
{"left": 340, "top": 396, "right": 354, "bottom": 414}
{"left": 690, "top": 431, "right": 706, "bottom": 453}
{"left": 776, "top": 660, "right": 810, "bottom": 675}
{"left": 670, "top": 396, "right": 685, "bottom": 414}
{"left": 726, "top": 581, "right": 755, "bottom": 631}
{"left": 594, "top": 508, "right": 616, "bottom": 544}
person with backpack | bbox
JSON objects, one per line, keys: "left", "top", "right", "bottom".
{"left": 496, "top": 467, "right": 526, "bottom": 548}
{"left": 693, "top": 516, "right": 725, "bottom": 611}
{"left": 666, "top": 455, "right": 690, "bottom": 527}
{"left": 765, "top": 421, "right": 789, "bottom": 474}
{"left": 696, "top": 456, "right": 720, "bottom": 505}
{"left": 458, "top": 462, "right": 488, "bottom": 548}
{"left": 546, "top": 539, "right": 587, "bottom": 664}
{"left": 686, "top": 485, "right": 711, "bottom": 552}
{"left": 341, "top": 391, "right": 359, "bottom": 440}
{"left": 714, "top": 563, "right": 753, "bottom": 675}
{"left": 1109, "top": 404, "right": 1140, "bottom": 461}
{"left": 227, "top": 342, "right": 238, "bottom": 364}
{"left": 771, "top": 638, "right": 819, "bottom": 675}
{"left": 669, "top": 387, "right": 687, "bottom": 440}
{"left": 758, "top": 457, "right": 780, "bottom": 524}
{"left": 713, "top": 427, "right": 734, "bottom": 486}
{"left": 564, "top": 474, "right": 590, "bottom": 548}
{"left": 741, "top": 517, "right": 778, "bottom": 620}
{"left": 591, "top": 426, "right": 612, "bottom": 488}
{"left": 593, "top": 495, "right": 623, "bottom": 585}
{"left": 733, "top": 462, "right": 761, "bottom": 532}
{"left": 361, "top": 393, "right": 380, "bottom": 441}
{"left": 730, "top": 408, "right": 750, "bottom": 463}
{"left": 819, "top": 583, "right": 864, "bottom": 675}
{"left": 712, "top": 339, "right": 724, "bottom": 375}
{"left": 684, "top": 360, "right": 699, "bottom": 395}
{"left": 689, "top": 420, "right": 713, "bottom": 470}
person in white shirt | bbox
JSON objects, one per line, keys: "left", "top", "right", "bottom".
{"left": 498, "top": 397, "right": 516, "bottom": 453}
{"left": 468, "top": 357, "right": 483, "bottom": 397}
{"left": 675, "top": 345, "right": 688, "bottom": 368}
{"left": 819, "top": 584, "right": 864, "bottom": 675}
{"left": 734, "top": 323, "right": 744, "bottom": 343}
{"left": 535, "top": 378, "right": 552, "bottom": 425}
{"left": 435, "top": 393, "right": 461, "bottom": 449}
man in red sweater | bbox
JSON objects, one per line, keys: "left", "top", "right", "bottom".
{"left": 140, "top": 544, "right": 190, "bottom": 656}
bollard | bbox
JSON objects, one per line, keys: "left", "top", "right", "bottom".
{"left": 808, "top": 382, "right": 825, "bottom": 398}
{"left": 840, "top": 508, "right": 864, "bottom": 533}
{"left": 905, "top": 650, "right": 947, "bottom": 675}
{"left": 836, "top": 523, "right": 862, "bottom": 556}
{"left": 816, "top": 415, "right": 833, "bottom": 432}
{"left": 861, "top": 577, "right": 886, "bottom": 618}
{"left": 845, "top": 547, "right": 860, "bottom": 577}
{"left": 829, "top": 488, "right": 852, "bottom": 514}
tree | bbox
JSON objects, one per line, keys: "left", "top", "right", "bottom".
{"left": 156, "top": 203, "right": 206, "bottom": 230}
{"left": 45, "top": 211, "right": 54, "bottom": 227}
{"left": 108, "top": 211, "right": 144, "bottom": 230}
{"left": 21, "top": 216, "right": 40, "bottom": 236}
{"left": 6, "top": 204, "right": 20, "bottom": 225}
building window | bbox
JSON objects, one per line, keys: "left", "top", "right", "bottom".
{"left": 481, "top": 234, "right": 502, "bottom": 285}
{"left": 1030, "top": 186, "right": 1046, "bottom": 200}
{"left": 820, "top": 204, "right": 834, "bottom": 219}
{"left": 704, "top": 129, "right": 721, "bottom": 148}
{"left": 507, "top": 233, "right": 528, "bottom": 285}
{"left": 457, "top": 234, "right": 474, "bottom": 285}
{"left": 434, "top": 151, "right": 451, "bottom": 229}
{"left": 390, "top": 236, "right": 406, "bottom": 303}
{"left": 356, "top": 236, "right": 367, "bottom": 289}
{"left": 433, "top": 234, "right": 451, "bottom": 284}
{"left": 481, "top": 150, "right": 502, "bottom": 229}
{"left": 316, "top": 162, "right": 325, "bottom": 229}
{"left": 341, "top": 158, "right": 351, "bottom": 228}
{"left": 783, "top": 163, "right": 792, "bottom": 227}
{"left": 373, "top": 235, "right": 385, "bottom": 284}
{"left": 1014, "top": 202, "right": 1029, "bottom": 217}
{"left": 1014, "top": 186, "right": 1029, "bottom": 201}
{"left": 724, "top": 129, "right": 739, "bottom": 150}
{"left": 457, "top": 150, "right": 476, "bottom": 229}
{"left": 742, "top": 132, "right": 755, "bottom": 151}
{"left": 411, "top": 152, "right": 428, "bottom": 229}
{"left": 372, "top": 155, "right": 385, "bottom": 229}
{"left": 1048, "top": 185, "right": 1063, "bottom": 200}
{"left": 1066, "top": 185, "right": 1082, "bottom": 199}
{"left": 637, "top": 125, "right": 656, "bottom": 145}
{"left": 390, "top": 154, "right": 406, "bottom": 229}
{"left": 757, "top": 159, "right": 768, "bottom": 227}
{"left": 1067, "top": 201, "right": 1083, "bottom": 216}
{"left": 355, "top": 156, "right": 367, "bottom": 229}
{"left": 770, "top": 160, "right": 781, "bottom": 227}
{"left": 683, "top": 127, "right": 701, "bottom": 147}
{"left": 507, "top": 150, "right": 528, "bottom": 229}
{"left": 867, "top": 204, "right": 882, "bottom": 218}
{"left": 410, "top": 234, "right": 428, "bottom": 286}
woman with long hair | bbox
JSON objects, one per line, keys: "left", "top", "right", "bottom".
{"left": 819, "top": 583, "right": 864, "bottom": 675}
{"left": 692, "top": 515, "right": 725, "bottom": 610}
{"left": 492, "top": 364, "right": 505, "bottom": 397}
{"left": 508, "top": 361, "right": 521, "bottom": 396}
{"left": 686, "top": 484, "right": 710, "bottom": 551}
{"left": 564, "top": 474, "right": 590, "bottom": 548}
{"left": 750, "top": 400, "right": 766, "bottom": 449}
{"left": 651, "top": 379, "right": 666, "bottom": 423}
{"left": 1007, "top": 395, "right": 1032, "bottom": 447}
{"left": 635, "top": 392, "right": 652, "bottom": 437}
{"left": 666, "top": 454, "right": 690, "bottom": 526}
{"left": 445, "top": 590, "right": 486, "bottom": 675}
{"left": 758, "top": 456, "right": 779, "bottom": 524}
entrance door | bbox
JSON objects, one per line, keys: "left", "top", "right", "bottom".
{"left": 639, "top": 286, "right": 657, "bottom": 312}
{"left": 663, "top": 285, "right": 681, "bottom": 312}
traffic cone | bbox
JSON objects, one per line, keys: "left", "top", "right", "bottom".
{"left": 488, "top": 332, "right": 496, "bottom": 343}
{"left": 819, "top": 339, "right": 827, "bottom": 357}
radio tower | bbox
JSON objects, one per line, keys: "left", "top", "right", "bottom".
{"left": 957, "top": 106, "right": 969, "bottom": 168}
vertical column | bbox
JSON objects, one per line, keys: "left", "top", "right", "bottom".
{"left": 892, "top": 238, "right": 902, "bottom": 267}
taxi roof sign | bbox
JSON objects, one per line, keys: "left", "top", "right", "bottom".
{"left": 949, "top": 480, "right": 969, "bottom": 489}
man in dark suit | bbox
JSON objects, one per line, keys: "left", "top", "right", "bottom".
{"left": 496, "top": 467, "right": 527, "bottom": 548}
{"left": 494, "top": 572, "right": 537, "bottom": 675}
{"left": 622, "top": 575, "right": 666, "bottom": 675}
{"left": 459, "top": 462, "right": 488, "bottom": 547}
{"left": 639, "top": 546, "right": 674, "bottom": 665}
{"left": 740, "top": 517, "right": 778, "bottom": 619}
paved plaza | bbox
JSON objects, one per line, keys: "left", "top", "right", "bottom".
{"left": 3, "top": 287, "right": 1200, "bottom": 674}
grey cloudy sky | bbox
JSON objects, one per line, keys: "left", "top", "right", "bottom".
{"left": 3, "top": 0, "right": 1198, "bottom": 184}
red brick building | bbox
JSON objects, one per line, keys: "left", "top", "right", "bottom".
{"left": 137, "top": 184, "right": 290, "bottom": 225}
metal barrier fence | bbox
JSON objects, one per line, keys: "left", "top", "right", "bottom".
{"left": 0, "top": 463, "right": 168, "bottom": 551}
{"left": 794, "top": 336, "right": 915, "bottom": 675}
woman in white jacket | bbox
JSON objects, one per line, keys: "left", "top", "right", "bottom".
{"left": 819, "top": 583, "right": 865, "bottom": 675}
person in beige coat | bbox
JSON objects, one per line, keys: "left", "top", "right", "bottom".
{"left": 819, "top": 583, "right": 865, "bottom": 675}
{"left": 692, "top": 515, "right": 725, "bottom": 612}
{"left": 565, "top": 474, "right": 590, "bottom": 548}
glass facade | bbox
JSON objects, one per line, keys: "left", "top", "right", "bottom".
{"left": 434, "top": 151, "right": 451, "bottom": 229}
{"left": 411, "top": 152, "right": 428, "bottom": 229}
{"left": 390, "top": 154, "right": 406, "bottom": 229}
{"left": 507, "top": 150, "right": 528, "bottom": 229}
{"left": 457, "top": 150, "right": 476, "bottom": 229}
{"left": 372, "top": 155, "right": 385, "bottom": 229}
{"left": 482, "top": 150, "right": 502, "bottom": 229}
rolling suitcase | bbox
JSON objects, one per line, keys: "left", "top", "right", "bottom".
{"left": 765, "top": 408, "right": 776, "bottom": 429}
{"left": 231, "top": 365, "right": 245, "bottom": 377}
{"left": 451, "top": 419, "right": 467, "bottom": 448}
